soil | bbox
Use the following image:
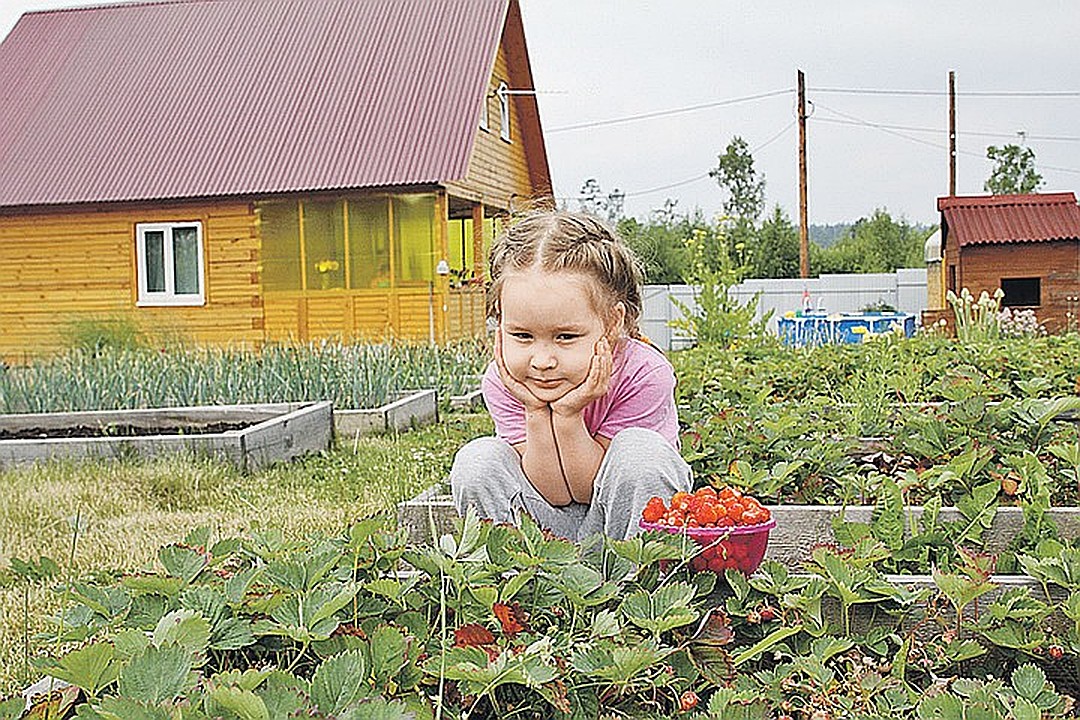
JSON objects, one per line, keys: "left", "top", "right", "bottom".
{"left": 0, "top": 421, "right": 252, "bottom": 440}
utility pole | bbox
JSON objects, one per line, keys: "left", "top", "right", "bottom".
{"left": 797, "top": 69, "right": 809, "bottom": 278}
{"left": 948, "top": 70, "right": 956, "bottom": 196}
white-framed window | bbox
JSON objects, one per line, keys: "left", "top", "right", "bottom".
{"left": 497, "top": 81, "right": 511, "bottom": 142}
{"left": 135, "top": 221, "right": 206, "bottom": 306}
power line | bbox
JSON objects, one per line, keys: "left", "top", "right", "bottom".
{"left": 622, "top": 120, "right": 796, "bottom": 199}
{"left": 810, "top": 86, "right": 1080, "bottom": 98}
{"left": 812, "top": 102, "right": 1080, "bottom": 175}
{"left": 813, "top": 116, "right": 1080, "bottom": 143}
{"left": 545, "top": 88, "right": 792, "bottom": 133}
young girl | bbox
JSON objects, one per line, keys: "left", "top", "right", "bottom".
{"left": 450, "top": 210, "right": 692, "bottom": 541}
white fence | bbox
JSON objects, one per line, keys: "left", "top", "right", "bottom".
{"left": 642, "top": 268, "right": 927, "bottom": 350}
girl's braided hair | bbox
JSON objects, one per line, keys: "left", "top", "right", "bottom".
{"left": 487, "top": 210, "right": 645, "bottom": 339}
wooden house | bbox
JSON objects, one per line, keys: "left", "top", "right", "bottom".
{"left": 0, "top": 0, "right": 551, "bottom": 359}
{"left": 930, "top": 193, "right": 1080, "bottom": 333}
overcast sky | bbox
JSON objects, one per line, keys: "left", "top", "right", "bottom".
{"left": 3, "top": 1, "right": 1080, "bottom": 225}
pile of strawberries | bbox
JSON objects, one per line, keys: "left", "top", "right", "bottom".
{"left": 641, "top": 485, "right": 771, "bottom": 529}
{"left": 641, "top": 486, "right": 773, "bottom": 574}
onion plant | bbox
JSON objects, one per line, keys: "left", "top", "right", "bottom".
{"left": 0, "top": 339, "right": 490, "bottom": 413}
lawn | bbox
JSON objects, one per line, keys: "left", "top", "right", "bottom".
{"left": 0, "top": 412, "right": 491, "bottom": 696}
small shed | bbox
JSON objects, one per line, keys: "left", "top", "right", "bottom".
{"left": 934, "top": 193, "right": 1080, "bottom": 333}
{"left": 0, "top": 0, "right": 551, "bottom": 359}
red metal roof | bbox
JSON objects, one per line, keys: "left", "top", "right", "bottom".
{"left": 937, "top": 192, "right": 1080, "bottom": 247}
{"left": 0, "top": 0, "right": 514, "bottom": 207}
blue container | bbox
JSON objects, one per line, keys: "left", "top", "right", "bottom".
{"left": 777, "top": 312, "right": 915, "bottom": 347}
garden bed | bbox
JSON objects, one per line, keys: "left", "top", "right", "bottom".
{"left": 0, "top": 402, "right": 332, "bottom": 471}
{"left": 333, "top": 389, "right": 438, "bottom": 437}
{"left": 398, "top": 488, "right": 1080, "bottom": 566}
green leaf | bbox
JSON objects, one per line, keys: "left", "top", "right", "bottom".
{"left": 619, "top": 582, "right": 699, "bottom": 636}
{"left": 0, "top": 698, "right": 24, "bottom": 720}
{"left": 732, "top": 624, "right": 801, "bottom": 666}
{"left": 310, "top": 650, "right": 371, "bottom": 716}
{"left": 117, "top": 644, "right": 196, "bottom": 705}
{"left": 1011, "top": 663, "right": 1048, "bottom": 702}
{"left": 871, "top": 478, "right": 905, "bottom": 550}
{"left": 267, "top": 583, "right": 359, "bottom": 643}
{"left": 256, "top": 670, "right": 307, "bottom": 719}
{"left": 66, "top": 583, "right": 130, "bottom": 620}
{"left": 590, "top": 609, "right": 620, "bottom": 638}
{"left": 224, "top": 566, "right": 263, "bottom": 604}
{"left": 41, "top": 642, "right": 118, "bottom": 697}
{"left": 152, "top": 609, "right": 211, "bottom": 654}
{"left": 916, "top": 693, "right": 964, "bottom": 719}
{"left": 209, "top": 685, "right": 269, "bottom": 720}
{"left": 210, "top": 617, "right": 256, "bottom": 651}
{"left": 368, "top": 625, "right": 408, "bottom": 692}
{"left": 932, "top": 567, "right": 994, "bottom": 614}
{"left": 570, "top": 641, "right": 668, "bottom": 684}
{"left": 119, "top": 575, "right": 184, "bottom": 599}
{"left": 608, "top": 533, "right": 683, "bottom": 567}
{"left": 158, "top": 544, "right": 208, "bottom": 584}
{"left": 92, "top": 696, "right": 172, "bottom": 720}
{"left": 112, "top": 628, "right": 151, "bottom": 659}
{"left": 1013, "top": 697, "right": 1041, "bottom": 720}
{"left": 556, "top": 564, "right": 618, "bottom": 606}
{"left": 337, "top": 698, "right": 415, "bottom": 720}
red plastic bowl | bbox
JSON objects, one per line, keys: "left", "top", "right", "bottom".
{"left": 639, "top": 518, "right": 776, "bottom": 575}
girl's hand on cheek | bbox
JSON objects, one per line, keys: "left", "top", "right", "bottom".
{"left": 494, "top": 328, "right": 548, "bottom": 412}
{"left": 552, "top": 336, "right": 613, "bottom": 417}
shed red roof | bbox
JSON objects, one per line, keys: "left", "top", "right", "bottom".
{"left": 937, "top": 193, "right": 1080, "bottom": 247}
{"left": 0, "top": 0, "right": 524, "bottom": 208}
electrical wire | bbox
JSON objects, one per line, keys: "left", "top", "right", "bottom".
{"left": 620, "top": 120, "right": 797, "bottom": 198}
{"left": 812, "top": 117, "right": 1080, "bottom": 143}
{"left": 546, "top": 88, "right": 793, "bottom": 133}
{"left": 809, "top": 87, "right": 1080, "bottom": 98}
{"left": 811, "top": 102, "right": 1080, "bottom": 175}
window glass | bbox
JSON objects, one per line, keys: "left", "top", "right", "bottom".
{"left": 348, "top": 196, "right": 391, "bottom": 289}
{"left": 258, "top": 201, "right": 301, "bottom": 291}
{"left": 172, "top": 226, "right": 200, "bottom": 295}
{"left": 1001, "top": 277, "right": 1040, "bottom": 307}
{"left": 448, "top": 219, "right": 467, "bottom": 272}
{"left": 144, "top": 230, "right": 166, "bottom": 293}
{"left": 303, "top": 199, "right": 345, "bottom": 290}
{"left": 393, "top": 195, "right": 435, "bottom": 285}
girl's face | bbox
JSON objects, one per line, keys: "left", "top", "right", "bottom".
{"left": 499, "top": 268, "right": 621, "bottom": 402}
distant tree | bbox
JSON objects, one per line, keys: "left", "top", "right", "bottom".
{"left": 811, "top": 209, "right": 927, "bottom": 274}
{"left": 984, "top": 144, "right": 1044, "bottom": 194}
{"left": 578, "top": 178, "right": 625, "bottom": 221}
{"left": 617, "top": 215, "right": 688, "bottom": 285}
{"left": 747, "top": 205, "right": 800, "bottom": 278}
{"left": 710, "top": 137, "right": 766, "bottom": 268}
{"left": 709, "top": 137, "right": 765, "bottom": 222}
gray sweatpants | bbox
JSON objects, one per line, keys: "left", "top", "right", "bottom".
{"left": 450, "top": 427, "right": 692, "bottom": 542}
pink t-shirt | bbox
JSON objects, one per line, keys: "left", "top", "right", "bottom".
{"left": 481, "top": 338, "right": 680, "bottom": 448}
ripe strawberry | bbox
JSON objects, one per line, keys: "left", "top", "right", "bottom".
{"left": 678, "top": 690, "right": 699, "bottom": 712}
{"left": 1048, "top": 645, "right": 1065, "bottom": 660}
{"left": 693, "top": 503, "right": 719, "bottom": 526}
{"left": 642, "top": 497, "right": 666, "bottom": 523}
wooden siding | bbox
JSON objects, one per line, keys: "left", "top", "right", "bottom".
{"left": 445, "top": 42, "right": 537, "bottom": 209}
{"left": 263, "top": 285, "right": 485, "bottom": 344}
{"left": 957, "top": 240, "right": 1080, "bottom": 333}
{"left": 0, "top": 201, "right": 261, "bottom": 361}
{"left": 446, "top": 286, "right": 487, "bottom": 339}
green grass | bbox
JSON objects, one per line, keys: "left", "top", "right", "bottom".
{"left": 0, "top": 412, "right": 492, "bottom": 697}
